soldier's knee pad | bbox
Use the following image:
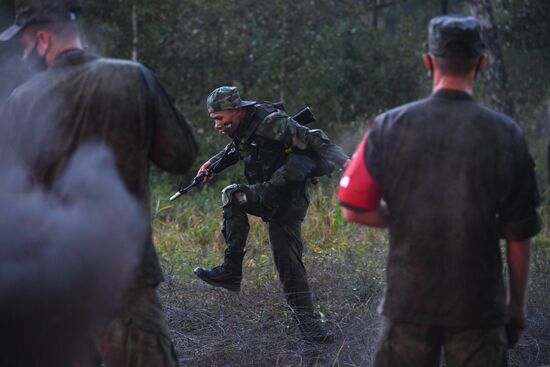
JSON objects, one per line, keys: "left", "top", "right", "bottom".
{"left": 221, "top": 184, "right": 248, "bottom": 211}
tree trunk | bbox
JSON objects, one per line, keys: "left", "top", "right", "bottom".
{"left": 468, "top": 0, "right": 518, "bottom": 121}
{"left": 278, "top": 1, "right": 289, "bottom": 103}
{"left": 131, "top": 3, "right": 138, "bottom": 62}
{"left": 373, "top": 0, "right": 380, "bottom": 29}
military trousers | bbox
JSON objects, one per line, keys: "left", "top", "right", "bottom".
{"left": 374, "top": 318, "right": 508, "bottom": 367}
{"left": 98, "top": 284, "right": 179, "bottom": 367}
{"left": 222, "top": 182, "right": 315, "bottom": 317}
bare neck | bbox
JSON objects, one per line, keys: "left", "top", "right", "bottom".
{"left": 432, "top": 71, "right": 475, "bottom": 95}
{"left": 46, "top": 39, "right": 83, "bottom": 66}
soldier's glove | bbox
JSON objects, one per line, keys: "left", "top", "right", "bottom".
{"left": 310, "top": 156, "right": 335, "bottom": 178}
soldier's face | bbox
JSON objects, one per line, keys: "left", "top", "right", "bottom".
{"left": 210, "top": 109, "right": 243, "bottom": 136}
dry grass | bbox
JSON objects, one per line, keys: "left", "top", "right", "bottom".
{"left": 152, "top": 180, "right": 550, "bottom": 366}
{"left": 158, "top": 251, "right": 384, "bottom": 367}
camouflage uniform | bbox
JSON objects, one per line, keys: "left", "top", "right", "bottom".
{"left": 0, "top": 1, "right": 198, "bottom": 365}
{"left": 196, "top": 87, "right": 348, "bottom": 339}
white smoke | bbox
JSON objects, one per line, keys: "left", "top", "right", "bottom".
{"left": 0, "top": 143, "right": 145, "bottom": 366}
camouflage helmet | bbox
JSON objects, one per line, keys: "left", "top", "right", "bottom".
{"left": 207, "top": 86, "right": 256, "bottom": 114}
{"left": 0, "top": 0, "right": 81, "bottom": 42}
{"left": 427, "top": 15, "right": 485, "bottom": 58}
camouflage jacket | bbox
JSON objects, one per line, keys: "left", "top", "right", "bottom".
{"left": 210, "top": 103, "right": 347, "bottom": 205}
{"left": 0, "top": 49, "right": 198, "bottom": 285}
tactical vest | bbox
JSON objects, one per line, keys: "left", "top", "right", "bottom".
{"left": 237, "top": 103, "right": 288, "bottom": 185}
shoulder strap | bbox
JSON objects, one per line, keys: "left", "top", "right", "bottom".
{"left": 243, "top": 103, "right": 282, "bottom": 145}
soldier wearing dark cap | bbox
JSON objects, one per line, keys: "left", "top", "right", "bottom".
{"left": 338, "top": 15, "right": 540, "bottom": 366}
{"left": 194, "top": 86, "right": 348, "bottom": 343}
{"left": 0, "top": 0, "right": 198, "bottom": 366}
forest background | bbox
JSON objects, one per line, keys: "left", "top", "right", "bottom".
{"left": 0, "top": 0, "right": 549, "bottom": 366}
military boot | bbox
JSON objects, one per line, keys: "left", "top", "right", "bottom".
{"left": 194, "top": 249, "right": 245, "bottom": 292}
{"left": 296, "top": 313, "right": 336, "bottom": 344}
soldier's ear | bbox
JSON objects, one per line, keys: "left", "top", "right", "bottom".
{"left": 36, "top": 30, "right": 51, "bottom": 56}
{"left": 422, "top": 53, "right": 434, "bottom": 77}
{"left": 478, "top": 54, "right": 488, "bottom": 72}
{"left": 473, "top": 54, "right": 488, "bottom": 79}
{"left": 236, "top": 108, "right": 246, "bottom": 120}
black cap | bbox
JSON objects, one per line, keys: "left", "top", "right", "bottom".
{"left": 0, "top": 0, "right": 81, "bottom": 42}
{"left": 427, "top": 15, "right": 485, "bottom": 58}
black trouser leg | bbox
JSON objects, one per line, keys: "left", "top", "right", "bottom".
{"left": 268, "top": 220, "right": 315, "bottom": 317}
{"left": 193, "top": 191, "right": 249, "bottom": 291}
{"left": 221, "top": 199, "right": 249, "bottom": 254}
{"left": 268, "top": 220, "right": 334, "bottom": 343}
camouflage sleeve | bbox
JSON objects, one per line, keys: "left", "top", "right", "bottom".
{"left": 256, "top": 112, "right": 349, "bottom": 167}
{"left": 142, "top": 66, "right": 199, "bottom": 174}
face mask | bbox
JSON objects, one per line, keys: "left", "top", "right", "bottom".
{"left": 23, "top": 40, "right": 47, "bottom": 74}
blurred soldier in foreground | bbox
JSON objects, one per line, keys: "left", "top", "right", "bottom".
{"left": 194, "top": 86, "right": 348, "bottom": 343}
{"left": 338, "top": 16, "right": 540, "bottom": 366}
{"left": 0, "top": 1, "right": 198, "bottom": 366}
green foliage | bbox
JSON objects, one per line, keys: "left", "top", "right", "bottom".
{"left": 3, "top": 0, "right": 548, "bottom": 176}
{"left": 495, "top": 0, "right": 550, "bottom": 137}
{"left": 70, "top": 1, "right": 550, "bottom": 192}
{"left": 78, "top": 1, "right": 427, "bottom": 142}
